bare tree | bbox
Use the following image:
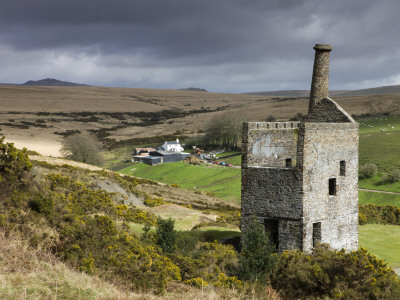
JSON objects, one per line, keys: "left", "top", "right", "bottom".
{"left": 61, "top": 134, "right": 104, "bottom": 166}
{"left": 204, "top": 111, "right": 248, "bottom": 149}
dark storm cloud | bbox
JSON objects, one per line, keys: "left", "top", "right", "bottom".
{"left": 0, "top": 0, "right": 399, "bottom": 92}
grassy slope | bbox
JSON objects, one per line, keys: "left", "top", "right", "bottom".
{"left": 0, "top": 231, "right": 144, "bottom": 300}
{"left": 359, "top": 224, "right": 400, "bottom": 269}
{"left": 359, "top": 115, "right": 400, "bottom": 171}
{"left": 218, "top": 155, "right": 242, "bottom": 166}
{"left": 359, "top": 190, "right": 400, "bottom": 207}
{"left": 109, "top": 115, "right": 400, "bottom": 205}
{"left": 119, "top": 161, "right": 241, "bottom": 204}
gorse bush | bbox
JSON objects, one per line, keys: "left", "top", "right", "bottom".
{"left": 0, "top": 136, "right": 32, "bottom": 198}
{"left": 59, "top": 215, "right": 180, "bottom": 293}
{"left": 144, "top": 196, "right": 165, "bottom": 207}
{"left": 271, "top": 244, "right": 400, "bottom": 299}
{"left": 359, "top": 204, "right": 400, "bottom": 225}
{"left": 2, "top": 135, "right": 400, "bottom": 298}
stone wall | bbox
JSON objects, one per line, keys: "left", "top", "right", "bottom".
{"left": 306, "top": 98, "right": 354, "bottom": 123}
{"left": 242, "top": 122, "right": 299, "bottom": 168}
{"left": 241, "top": 164, "right": 303, "bottom": 251}
{"left": 299, "top": 122, "right": 359, "bottom": 251}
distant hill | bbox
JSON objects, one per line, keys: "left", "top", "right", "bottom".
{"left": 335, "top": 85, "right": 400, "bottom": 97}
{"left": 180, "top": 87, "right": 208, "bottom": 92}
{"left": 23, "top": 78, "right": 88, "bottom": 87}
{"left": 244, "top": 90, "right": 350, "bottom": 97}
{"left": 245, "top": 85, "right": 400, "bottom": 98}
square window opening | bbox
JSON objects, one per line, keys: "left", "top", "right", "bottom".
{"left": 340, "top": 160, "right": 346, "bottom": 176}
{"left": 329, "top": 178, "right": 337, "bottom": 195}
{"left": 285, "top": 158, "right": 292, "bottom": 167}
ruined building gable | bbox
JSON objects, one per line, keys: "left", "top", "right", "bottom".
{"left": 305, "top": 97, "right": 355, "bottom": 123}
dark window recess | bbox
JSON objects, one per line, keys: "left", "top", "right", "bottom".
{"left": 313, "top": 222, "right": 321, "bottom": 248}
{"left": 285, "top": 158, "right": 292, "bottom": 167}
{"left": 340, "top": 160, "right": 346, "bottom": 176}
{"left": 329, "top": 178, "right": 337, "bottom": 195}
{"left": 264, "top": 219, "right": 279, "bottom": 250}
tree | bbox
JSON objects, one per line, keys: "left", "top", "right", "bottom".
{"left": 155, "top": 217, "right": 177, "bottom": 254}
{"left": 289, "top": 112, "right": 304, "bottom": 121}
{"left": 61, "top": 134, "right": 103, "bottom": 166}
{"left": 203, "top": 111, "right": 248, "bottom": 149}
{"left": 265, "top": 115, "right": 276, "bottom": 122}
{"left": 238, "top": 216, "right": 277, "bottom": 282}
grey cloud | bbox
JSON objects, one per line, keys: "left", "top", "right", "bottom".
{"left": 0, "top": 0, "right": 399, "bottom": 92}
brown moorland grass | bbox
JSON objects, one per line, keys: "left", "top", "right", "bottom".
{"left": 1, "top": 229, "right": 282, "bottom": 300}
{"left": 0, "top": 230, "right": 153, "bottom": 300}
{"left": 1, "top": 84, "right": 400, "bottom": 157}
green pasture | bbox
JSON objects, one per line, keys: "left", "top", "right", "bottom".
{"left": 218, "top": 154, "right": 242, "bottom": 166}
{"left": 359, "top": 190, "right": 400, "bottom": 207}
{"left": 359, "top": 174, "right": 400, "bottom": 193}
{"left": 118, "top": 161, "right": 241, "bottom": 204}
{"left": 358, "top": 115, "right": 400, "bottom": 134}
{"left": 359, "top": 224, "right": 400, "bottom": 269}
{"left": 358, "top": 115, "right": 400, "bottom": 171}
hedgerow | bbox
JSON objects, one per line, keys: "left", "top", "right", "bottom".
{"left": 359, "top": 204, "right": 400, "bottom": 225}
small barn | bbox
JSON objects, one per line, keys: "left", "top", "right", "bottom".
{"left": 141, "top": 156, "right": 163, "bottom": 165}
{"left": 134, "top": 150, "right": 190, "bottom": 165}
{"left": 149, "top": 151, "right": 190, "bottom": 163}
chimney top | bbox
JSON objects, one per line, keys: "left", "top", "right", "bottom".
{"left": 313, "top": 44, "right": 332, "bottom": 52}
{"left": 308, "top": 43, "right": 333, "bottom": 114}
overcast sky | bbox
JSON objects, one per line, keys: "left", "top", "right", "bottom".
{"left": 0, "top": 0, "right": 399, "bottom": 93}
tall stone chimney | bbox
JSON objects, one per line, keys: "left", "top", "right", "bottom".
{"left": 308, "top": 44, "right": 333, "bottom": 114}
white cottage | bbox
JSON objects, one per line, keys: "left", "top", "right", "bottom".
{"left": 160, "top": 139, "right": 184, "bottom": 152}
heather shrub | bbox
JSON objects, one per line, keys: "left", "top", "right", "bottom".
{"left": 271, "top": 244, "right": 400, "bottom": 299}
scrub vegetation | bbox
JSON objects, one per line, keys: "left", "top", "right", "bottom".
{"left": 1, "top": 137, "right": 399, "bottom": 299}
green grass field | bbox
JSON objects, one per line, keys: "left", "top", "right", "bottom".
{"left": 118, "top": 161, "right": 241, "bottom": 204}
{"left": 359, "top": 190, "right": 400, "bottom": 207}
{"left": 359, "top": 115, "right": 400, "bottom": 171}
{"left": 359, "top": 224, "right": 400, "bottom": 269}
{"left": 218, "top": 154, "right": 241, "bottom": 166}
{"left": 359, "top": 173, "right": 400, "bottom": 193}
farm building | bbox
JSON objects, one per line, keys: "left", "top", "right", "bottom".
{"left": 134, "top": 150, "right": 190, "bottom": 165}
{"left": 160, "top": 139, "right": 184, "bottom": 152}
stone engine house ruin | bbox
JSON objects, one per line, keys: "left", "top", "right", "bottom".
{"left": 241, "top": 44, "right": 359, "bottom": 252}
